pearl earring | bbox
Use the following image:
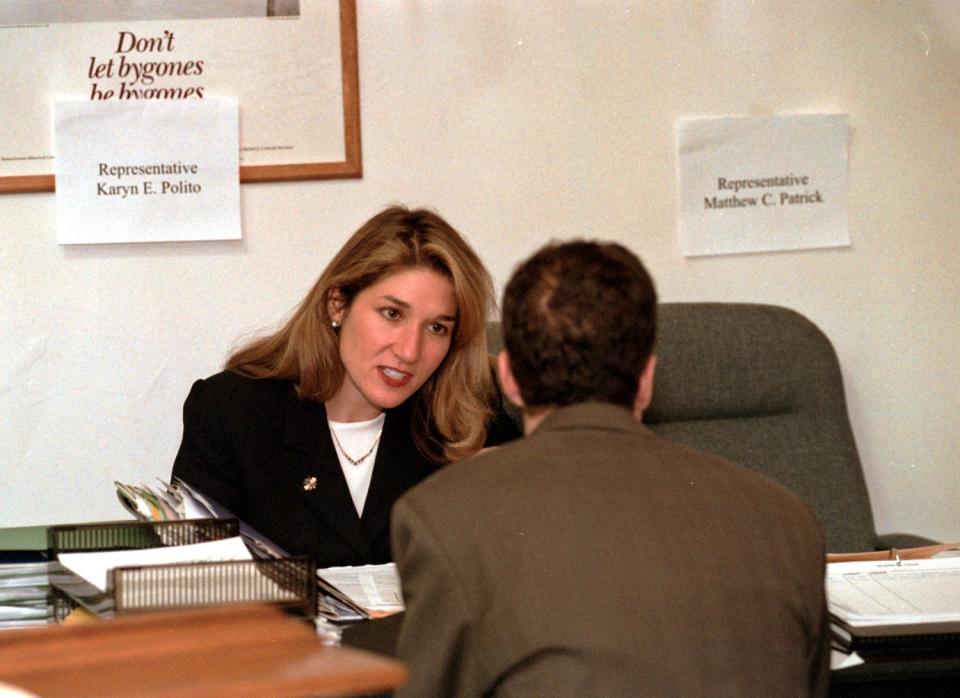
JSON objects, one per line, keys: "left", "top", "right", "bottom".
{"left": 331, "top": 320, "right": 340, "bottom": 329}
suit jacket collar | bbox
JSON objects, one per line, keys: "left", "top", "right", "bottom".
{"left": 360, "top": 407, "right": 429, "bottom": 541}
{"left": 280, "top": 394, "right": 428, "bottom": 562}
{"left": 281, "top": 396, "right": 372, "bottom": 560}
{"left": 534, "top": 401, "right": 651, "bottom": 438}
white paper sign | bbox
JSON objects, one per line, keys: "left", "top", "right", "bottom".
{"left": 54, "top": 97, "right": 240, "bottom": 244}
{"left": 677, "top": 114, "right": 849, "bottom": 257}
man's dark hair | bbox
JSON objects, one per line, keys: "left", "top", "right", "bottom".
{"left": 502, "top": 240, "right": 657, "bottom": 409}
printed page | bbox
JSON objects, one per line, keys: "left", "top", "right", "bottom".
{"left": 318, "top": 563, "right": 404, "bottom": 614}
{"left": 827, "top": 558, "right": 960, "bottom": 625}
{"left": 57, "top": 536, "right": 252, "bottom": 592}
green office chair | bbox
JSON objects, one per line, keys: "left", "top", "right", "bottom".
{"left": 643, "top": 303, "right": 935, "bottom": 554}
{"left": 488, "top": 303, "right": 935, "bottom": 553}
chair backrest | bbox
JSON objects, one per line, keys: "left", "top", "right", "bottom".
{"left": 488, "top": 303, "right": 879, "bottom": 553}
{"left": 643, "top": 303, "right": 876, "bottom": 553}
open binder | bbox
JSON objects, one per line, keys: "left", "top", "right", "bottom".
{"left": 827, "top": 551, "right": 960, "bottom": 657}
{"left": 48, "top": 519, "right": 317, "bottom": 621}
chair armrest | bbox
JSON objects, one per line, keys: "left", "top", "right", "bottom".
{"left": 875, "top": 532, "right": 940, "bottom": 550}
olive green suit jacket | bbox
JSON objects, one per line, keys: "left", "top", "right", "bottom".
{"left": 392, "top": 402, "right": 829, "bottom": 697}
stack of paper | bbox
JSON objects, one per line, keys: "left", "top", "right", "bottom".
{"left": 0, "top": 527, "right": 58, "bottom": 630}
{"left": 0, "top": 560, "right": 54, "bottom": 629}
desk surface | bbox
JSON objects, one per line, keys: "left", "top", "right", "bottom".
{"left": 831, "top": 653, "right": 960, "bottom": 697}
{"left": 0, "top": 603, "right": 407, "bottom": 697}
{"left": 340, "top": 613, "right": 960, "bottom": 698}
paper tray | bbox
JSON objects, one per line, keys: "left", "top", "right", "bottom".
{"left": 47, "top": 519, "right": 316, "bottom": 621}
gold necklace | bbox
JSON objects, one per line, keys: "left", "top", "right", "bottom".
{"left": 330, "top": 424, "right": 384, "bottom": 466}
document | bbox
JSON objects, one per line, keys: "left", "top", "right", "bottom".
{"left": 54, "top": 97, "right": 241, "bottom": 244}
{"left": 57, "top": 536, "right": 253, "bottom": 593}
{"left": 318, "top": 564, "right": 404, "bottom": 615}
{"left": 677, "top": 113, "right": 849, "bottom": 257}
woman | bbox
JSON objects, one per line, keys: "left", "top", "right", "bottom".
{"left": 172, "top": 206, "right": 519, "bottom": 567}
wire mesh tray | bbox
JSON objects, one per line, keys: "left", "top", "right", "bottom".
{"left": 48, "top": 519, "right": 316, "bottom": 621}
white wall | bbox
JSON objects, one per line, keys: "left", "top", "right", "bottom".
{"left": 2, "top": 1, "right": 958, "bottom": 542}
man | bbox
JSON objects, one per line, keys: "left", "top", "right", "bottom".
{"left": 391, "top": 240, "right": 829, "bottom": 696}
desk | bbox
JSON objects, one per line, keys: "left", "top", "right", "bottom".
{"left": 0, "top": 603, "right": 407, "bottom": 697}
{"left": 341, "top": 614, "right": 960, "bottom": 697}
{"left": 831, "top": 654, "right": 960, "bottom": 697}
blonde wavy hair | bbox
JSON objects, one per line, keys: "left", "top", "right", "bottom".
{"left": 226, "top": 206, "right": 497, "bottom": 463}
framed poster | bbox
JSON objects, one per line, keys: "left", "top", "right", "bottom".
{"left": 0, "top": 0, "right": 361, "bottom": 194}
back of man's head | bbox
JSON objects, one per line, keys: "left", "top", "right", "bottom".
{"left": 502, "top": 240, "right": 657, "bottom": 410}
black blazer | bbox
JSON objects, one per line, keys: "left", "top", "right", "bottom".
{"left": 172, "top": 370, "right": 518, "bottom": 568}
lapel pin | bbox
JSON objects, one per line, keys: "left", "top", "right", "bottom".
{"left": 302, "top": 476, "right": 317, "bottom": 492}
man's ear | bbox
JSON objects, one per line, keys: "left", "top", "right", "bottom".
{"left": 497, "top": 351, "right": 525, "bottom": 408}
{"left": 327, "top": 288, "right": 347, "bottom": 325}
{"left": 632, "top": 354, "right": 657, "bottom": 419}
